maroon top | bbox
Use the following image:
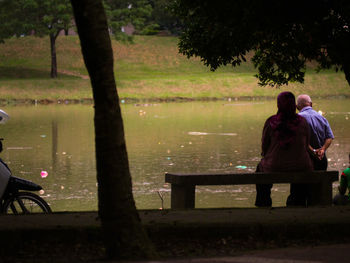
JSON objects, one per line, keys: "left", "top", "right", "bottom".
{"left": 260, "top": 92, "right": 313, "bottom": 172}
{"left": 260, "top": 116, "right": 313, "bottom": 172}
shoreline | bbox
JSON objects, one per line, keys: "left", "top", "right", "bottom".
{"left": 1, "top": 94, "right": 350, "bottom": 106}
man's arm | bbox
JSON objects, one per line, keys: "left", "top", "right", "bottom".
{"left": 316, "top": 138, "right": 333, "bottom": 159}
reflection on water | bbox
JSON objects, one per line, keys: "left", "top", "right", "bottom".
{"left": 0, "top": 99, "right": 349, "bottom": 211}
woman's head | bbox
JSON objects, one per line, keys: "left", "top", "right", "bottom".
{"left": 277, "top": 91, "right": 297, "bottom": 117}
{"left": 269, "top": 91, "right": 303, "bottom": 147}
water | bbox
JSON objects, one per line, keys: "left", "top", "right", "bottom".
{"left": 0, "top": 99, "right": 349, "bottom": 211}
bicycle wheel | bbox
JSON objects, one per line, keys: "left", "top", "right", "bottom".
{"left": 3, "top": 192, "right": 51, "bottom": 214}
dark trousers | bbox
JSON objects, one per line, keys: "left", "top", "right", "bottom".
{"left": 287, "top": 155, "right": 328, "bottom": 207}
{"left": 255, "top": 163, "right": 272, "bottom": 207}
{"left": 255, "top": 183, "right": 273, "bottom": 207}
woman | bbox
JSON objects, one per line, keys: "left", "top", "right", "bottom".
{"left": 255, "top": 91, "right": 313, "bottom": 207}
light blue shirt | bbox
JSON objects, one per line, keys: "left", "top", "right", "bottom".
{"left": 298, "top": 106, "right": 334, "bottom": 149}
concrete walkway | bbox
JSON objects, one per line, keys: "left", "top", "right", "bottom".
{"left": 0, "top": 207, "right": 350, "bottom": 262}
{"left": 123, "top": 243, "right": 349, "bottom": 263}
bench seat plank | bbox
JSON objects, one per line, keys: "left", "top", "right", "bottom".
{"left": 165, "top": 171, "right": 339, "bottom": 209}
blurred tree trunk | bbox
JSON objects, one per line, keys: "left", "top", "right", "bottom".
{"left": 49, "top": 32, "right": 58, "bottom": 78}
{"left": 70, "top": 0, "right": 157, "bottom": 259}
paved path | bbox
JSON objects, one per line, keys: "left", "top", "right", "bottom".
{"left": 120, "top": 243, "right": 349, "bottom": 263}
{"left": 1, "top": 207, "right": 350, "bottom": 262}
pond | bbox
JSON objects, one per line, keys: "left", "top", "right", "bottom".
{"left": 0, "top": 99, "right": 349, "bottom": 211}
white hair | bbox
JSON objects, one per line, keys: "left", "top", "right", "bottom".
{"left": 297, "top": 94, "right": 312, "bottom": 109}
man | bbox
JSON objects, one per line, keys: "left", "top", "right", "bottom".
{"left": 286, "top": 94, "right": 334, "bottom": 206}
{"left": 296, "top": 94, "right": 334, "bottom": 170}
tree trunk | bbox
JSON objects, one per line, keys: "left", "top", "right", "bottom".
{"left": 343, "top": 63, "right": 350, "bottom": 86}
{"left": 50, "top": 33, "right": 58, "bottom": 78}
{"left": 70, "top": 0, "right": 157, "bottom": 260}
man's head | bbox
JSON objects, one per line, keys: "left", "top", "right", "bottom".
{"left": 296, "top": 94, "right": 312, "bottom": 111}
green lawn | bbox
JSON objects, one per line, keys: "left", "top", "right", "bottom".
{"left": 0, "top": 35, "right": 349, "bottom": 102}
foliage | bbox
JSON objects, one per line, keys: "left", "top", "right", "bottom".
{"left": 0, "top": 0, "right": 73, "bottom": 77}
{"left": 0, "top": 0, "right": 72, "bottom": 38}
{"left": 172, "top": 0, "right": 350, "bottom": 86}
{"left": 151, "top": 0, "right": 181, "bottom": 34}
{"left": 104, "top": 0, "right": 159, "bottom": 42}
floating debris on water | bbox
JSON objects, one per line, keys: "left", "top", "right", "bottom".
{"left": 7, "top": 147, "right": 33, "bottom": 150}
{"left": 138, "top": 110, "right": 146, "bottom": 116}
{"left": 235, "top": 165, "right": 247, "bottom": 169}
{"left": 188, "top": 131, "right": 237, "bottom": 136}
{"left": 40, "top": 171, "right": 48, "bottom": 178}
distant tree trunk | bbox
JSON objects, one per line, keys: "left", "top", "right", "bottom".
{"left": 50, "top": 32, "right": 58, "bottom": 78}
{"left": 70, "top": 0, "right": 157, "bottom": 260}
{"left": 344, "top": 63, "right": 350, "bottom": 86}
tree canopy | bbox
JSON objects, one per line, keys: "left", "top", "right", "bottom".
{"left": 104, "top": 0, "right": 159, "bottom": 41}
{"left": 173, "top": 0, "right": 350, "bottom": 86}
{"left": 0, "top": 0, "right": 73, "bottom": 77}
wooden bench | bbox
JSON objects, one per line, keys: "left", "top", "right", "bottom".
{"left": 165, "top": 171, "right": 339, "bottom": 209}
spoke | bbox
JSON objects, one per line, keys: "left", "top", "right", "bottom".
{"left": 10, "top": 202, "right": 18, "bottom": 214}
{"left": 17, "top": 198, "right": 30, "bottom": 214}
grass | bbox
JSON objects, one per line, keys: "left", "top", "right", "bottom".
{"left": 0, "top": 35, "right": 349, "bottom": 102}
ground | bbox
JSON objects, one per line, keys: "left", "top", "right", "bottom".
{"left": 0, "top": 207, "right": 350, "bottom": 262}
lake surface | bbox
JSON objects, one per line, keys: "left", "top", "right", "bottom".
{"left": 0, "top": 99, "right": 349, "bottom": 211}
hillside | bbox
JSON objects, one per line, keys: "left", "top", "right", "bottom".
{"left": 0, "top": 35, "right": 349, "bottom": 102}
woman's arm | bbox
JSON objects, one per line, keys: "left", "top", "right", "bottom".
{"left": 261, "top": 119, "right": 271, "bottom": 156}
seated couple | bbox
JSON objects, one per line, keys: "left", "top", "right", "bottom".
{"left": 255, "top": 91, "right": 334, "bottom": 207}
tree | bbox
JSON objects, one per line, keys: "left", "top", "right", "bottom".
{"left": 0, "top": 0, "right": 73, "bottom": 78}
{"left": 172, "top": 0, "right": 350, "bottom": 86}
{"left": 104, "top": 0, "right": 159, "bottom": 42}
{"left": 151, "top": 0, "right": 181, "bottom": 34}
{"left": 70, "top": 0, "right": 157, "bottom": 260}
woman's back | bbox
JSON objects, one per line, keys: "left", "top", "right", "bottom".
{"left": 260, "top": 116, "right": 313, "bottom": 172}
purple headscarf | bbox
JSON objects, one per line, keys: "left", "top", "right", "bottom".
{"left": 269, "top": 92, "right": 304, "bottom": 147}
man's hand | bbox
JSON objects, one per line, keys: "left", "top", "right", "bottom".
{"left": 316, "top": 148, "right": 325, "bottom": 160}
{"left": 316, "top": 138, "right": 333, "bottom": 160}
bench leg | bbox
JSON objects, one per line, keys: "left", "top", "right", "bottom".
{"left": 171, "top": 184, "right": 195, "bottom": 209}
{"left": 309, "top": 181, "right": 333, "bottom": 206}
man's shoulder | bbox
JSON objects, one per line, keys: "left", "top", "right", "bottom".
{"left": 300, "top": 106, "right": 316, "bottom": 114}
{"left": 299, "top": 107, "right": 327, "bottom": 120}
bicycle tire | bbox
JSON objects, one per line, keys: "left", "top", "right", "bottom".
{"left": 2, "top": 192, "right": 51, "bottom": 214}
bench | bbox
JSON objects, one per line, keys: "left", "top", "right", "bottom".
{"left": 165, "top": 171, "right": 339, "bottom": 209}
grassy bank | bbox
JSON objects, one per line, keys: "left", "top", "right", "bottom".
{"left": 0, "top": 35, "right": 349, "bottom": 102}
